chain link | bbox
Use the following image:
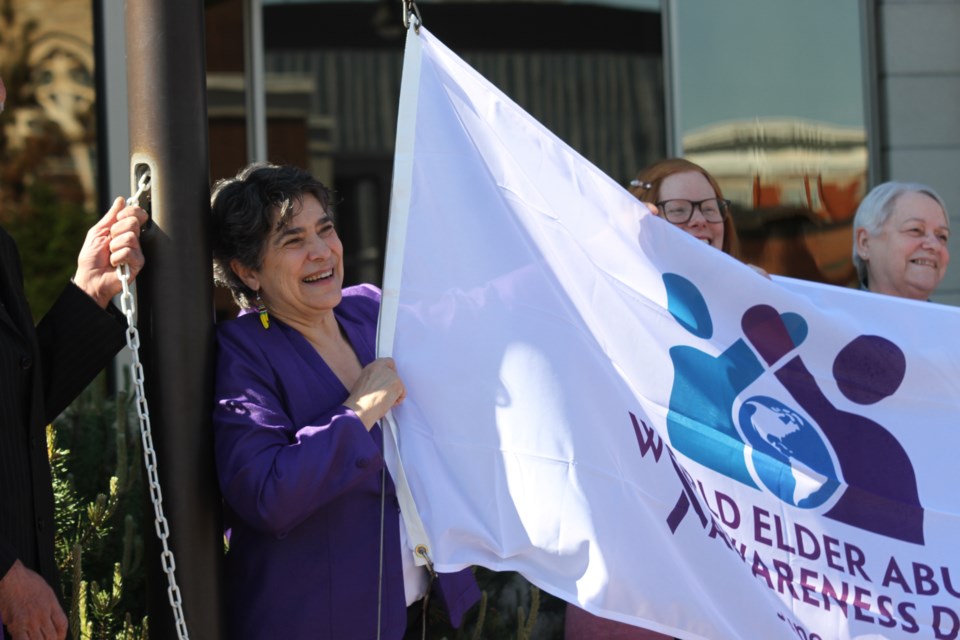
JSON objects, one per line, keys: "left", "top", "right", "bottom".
{"left": 120, "top": 170, "right": 190, "bottom": 639}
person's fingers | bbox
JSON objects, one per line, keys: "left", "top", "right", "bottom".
{"left": 109, "top": 228, "right": 140, "bottom": 253}
{"left": 114, "top": 205, "right": 148, "bottom": 232}
{"left": 19, "top": 616, "right": 53, "bottom": 640}
{"left": 52, "top": 606, "right": 68, "bottom": 640}
{"left": 108, "top": 245, "right": 145, "bottom": 273}
{"left": 108, "top": 221, "right": 146, "bottom": 275}
{"left": 92, "top": 197, "right": 126, "bottom": 232}
{"left": 110, "top": 212, "right": 144, "bottom": 240}
{"left": 80, "top": 198, "right": 125, "bottom": 254}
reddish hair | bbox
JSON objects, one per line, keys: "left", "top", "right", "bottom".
{"left": 629, "top": 158, "right": 740, "bottom": 258}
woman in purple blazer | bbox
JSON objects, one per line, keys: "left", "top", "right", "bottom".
{"left": 210, "top": 163, "right": 478, "bottom": 639}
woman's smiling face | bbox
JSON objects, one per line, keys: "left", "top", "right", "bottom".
{"left": 857, "top": 191, "right": 950, "bottom": 300}
{"left": 657, "top": 171, "right": 725, "bottom": 250}
{"left": 237, "top": 194, "right": 345, "bottom": 323}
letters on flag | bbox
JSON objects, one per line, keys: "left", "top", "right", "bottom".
{"left": 379, "top": 25, "right": 960, "bottom": 640}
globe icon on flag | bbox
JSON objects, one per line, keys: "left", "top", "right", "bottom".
{"left": 738, "top": 396, "right": 840, "bottom": 508}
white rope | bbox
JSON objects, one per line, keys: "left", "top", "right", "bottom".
{"left": 119, "top": 169, "right": 190, "bottom": 639}
{"left": 372, "top": 19, "right": 432, "bottom": 639}
{"left": 377, "top": 16, "right": 435, "bottom": 574}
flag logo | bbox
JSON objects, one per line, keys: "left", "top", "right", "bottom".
{"left": 738, "top": 395, "right": 840, "bottom": 509}
{"left": 664, "top": 272, "right": 923, "bottom": 543}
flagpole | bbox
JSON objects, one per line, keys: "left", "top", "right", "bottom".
{"left": 125, "top": 0, "right": 223, "bottom": 636}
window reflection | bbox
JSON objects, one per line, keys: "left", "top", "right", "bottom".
{"left": 207, "top": 0, "right": 664, "bottom": 298}
{"left": 684, "top": 119, "right": 866, "bottom": 286}
{"left": 0, "top": 0, "right": 98, "bottom": 317}
{"left": 669, "top": 0, "right": 869, "bottom": 286}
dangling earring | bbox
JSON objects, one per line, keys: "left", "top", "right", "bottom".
{"left": 256, "top": 291, "right": 270, "bottom": 330}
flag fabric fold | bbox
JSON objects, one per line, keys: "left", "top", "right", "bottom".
{"left": 379, "top": 25, "right": 960, "bottom": 640}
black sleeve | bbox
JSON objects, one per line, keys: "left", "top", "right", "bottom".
{"left": 35, "top": 282, "right": 127, "bottom": 423}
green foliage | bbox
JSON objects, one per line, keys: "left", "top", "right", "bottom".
{"left": 50, "top": 380, "right": 148, "bottom": 640}
{"left": 1, "top": 182, "right": 93, "bottom": 320}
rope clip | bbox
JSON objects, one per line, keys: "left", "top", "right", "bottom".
{"left": 402, "top": 0, "right": 422, "bottom": 33}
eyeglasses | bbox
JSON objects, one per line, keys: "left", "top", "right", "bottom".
{"left": 655, "top": 198, "right": 730, "bottom": 224}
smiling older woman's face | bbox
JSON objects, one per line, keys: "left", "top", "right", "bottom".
{"left": 233, "top": 194, "right": 345, "bottom": 326}
{"left": 856, "top": 191, "right": 950, "bottom": 300}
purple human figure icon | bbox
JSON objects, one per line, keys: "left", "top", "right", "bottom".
{"left": 742, "top": 305, "right": 923, "bottom": 544}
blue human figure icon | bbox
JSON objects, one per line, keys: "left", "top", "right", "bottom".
{"left": 741, "top": 305, "right": 923, "bottom": 544}
{"left": 663, "top": 273, "right": 806, "bottom": 490}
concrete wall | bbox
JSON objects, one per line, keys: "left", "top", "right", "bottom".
{"left": 877, "top": 0, "right": 960, "bottom": 304}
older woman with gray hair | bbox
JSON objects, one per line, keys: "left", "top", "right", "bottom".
{"left": 853, "top": 181, "right": 950, "bottom": 300}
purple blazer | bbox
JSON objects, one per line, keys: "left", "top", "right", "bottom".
{"left": 214, "top": 284, "right": 478, "bottom": 639}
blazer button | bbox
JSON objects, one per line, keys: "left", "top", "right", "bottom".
{"left": 355, "top": 457, "right": 370, "bottom": 469}
{"left": 20, "top": 356, "right": 32, "bottom": 370}
{"left": 36, "top": 518, "right": 45, "bottom": 532}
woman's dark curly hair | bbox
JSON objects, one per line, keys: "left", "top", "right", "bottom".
{"left": 210, "top": 162, "right": 333, "bottom": 309}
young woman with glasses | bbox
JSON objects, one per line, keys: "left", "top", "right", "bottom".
{"left": 565, "top": 158, "right": 741, "bottom": 640}
{"left": 628, "top": 157, "right": 739, "bottom": 258}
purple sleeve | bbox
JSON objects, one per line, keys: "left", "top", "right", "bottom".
{"left": 213, "top": 323, "right": 384, "bottom": 535}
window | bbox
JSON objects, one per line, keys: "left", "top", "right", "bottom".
{"left": 666, "top": 0, "right": 869, "bottom": 285}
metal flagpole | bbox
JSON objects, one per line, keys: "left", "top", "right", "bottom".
{"left": 243, "top": 0, "right": 267, "bottom": 163}
{"left": 124, "top": 0, "right": 223, "bottom": 637}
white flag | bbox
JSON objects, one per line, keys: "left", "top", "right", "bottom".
{"left": 379, "top": 25, "right": 960, "bottom": 640}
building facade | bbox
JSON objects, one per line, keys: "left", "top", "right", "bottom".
{"left": 4, "top": 0, "right": 956, "bottom": 302}
{"left": 0, "top": 1, "right": 957, "bottom": 635}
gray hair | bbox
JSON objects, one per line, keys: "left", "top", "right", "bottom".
{"left": 851, "top": 181, "right": 949, "bottom": 286}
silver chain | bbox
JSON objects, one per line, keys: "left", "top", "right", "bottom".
{"left": 119, "top": 170, "right": 190, "bottom": 639}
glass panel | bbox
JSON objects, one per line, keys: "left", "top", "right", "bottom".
{"left": 669, "top": 0, "right": 868, "bottom": 286}
{"left": 206, "top": 0, "right": 664, "bottom": 297}
{"left": 0, "top": 0, "right": 100, "bottom": 317}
